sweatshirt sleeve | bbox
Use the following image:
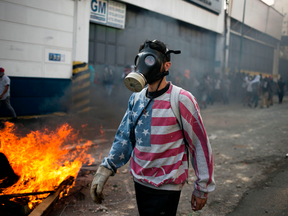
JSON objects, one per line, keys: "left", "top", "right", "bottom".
{"left": 100, "top": 94, "right": 135, "bottom": 175}
{"left": 179, "top": 90, "right": 215, "bottom": 199}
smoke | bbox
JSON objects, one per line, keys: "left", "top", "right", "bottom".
{"left": 87, "top": 4, "right": 218, "bottom": 114}
{"left": 21, "top": 3, "right": 219, "bottom": 134}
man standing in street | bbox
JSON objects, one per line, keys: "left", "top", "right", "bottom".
{"left": 90, "top": 40, "right": 215, "bottom": 215}
{"left": 0, "top": 67, "right": 17, "bottom": 119}
{"left": 277, "top": 77, "right": 286, "bottom": 104}
{"left": 261, "top": 76, "right": 271, "bottom": 108}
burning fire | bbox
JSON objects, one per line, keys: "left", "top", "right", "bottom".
{"left": 0, "top": 122, "right": 94, "bottom": 209}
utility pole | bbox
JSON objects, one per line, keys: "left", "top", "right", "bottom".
{"left": 238, "top": 0, "right": 246, "bottom": 72}
{"left": 223, "top": 0, "right": 228, "bottom": 77}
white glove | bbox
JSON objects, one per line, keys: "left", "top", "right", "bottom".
{"left": 90, "top": 166, "right": 112, "bottom": 204}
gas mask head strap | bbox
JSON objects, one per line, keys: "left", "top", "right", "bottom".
{"left": 162, "top": 49, "right": 181, "bottom": 76}
{"left": 165, "top": 49, "right": 181, "bottom": 55}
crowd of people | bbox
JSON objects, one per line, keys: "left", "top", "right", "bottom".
{"left": 89, "top": 64, "right": 286, "bottom": 110}
{"left": 170, "top": 69, "right": 287, "bottom": 109}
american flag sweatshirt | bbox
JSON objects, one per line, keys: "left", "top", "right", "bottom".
{"left": 101, "top": 83, "right": 215, "bottom": 198}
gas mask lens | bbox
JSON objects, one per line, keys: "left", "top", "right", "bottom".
{"left": 145, "top": 56, "right": 155, "bottom": 66}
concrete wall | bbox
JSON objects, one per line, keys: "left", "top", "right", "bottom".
{"left": 74, "top": 0, "right": 90, "bottom": 63}
{"left": 229, "top": 0, "right": 283, "bottom": 40}
{"left": 0, "top": 0, "right": 79, "bottom": 116}
{"left": 75, "top": 0, "right": 226, "bottom": 67}
{"left": 0, "top": 0, "right": 75, "bottom": 79}
{"left": 118, "top": 0, "right": 225, "bottom": 34}
{"left": 273, "top": 0, "right": 288, "bottom": 36}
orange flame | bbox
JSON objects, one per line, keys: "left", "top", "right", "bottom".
{"left": 0, "top": 122, "right": 94, "bottom": 209}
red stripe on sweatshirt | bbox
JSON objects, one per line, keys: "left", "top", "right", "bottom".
{"left": 131, "top": 157, "right": 186, "bottom": 178}
{"left": 179, "top": 91, "right": 213, "bottom": 185}
{"left": 180, "top": 101, "right": 210, "bottom": 168}
{"left": 180, "top": 90, "right": 207, "bottom": 139}
{"left": 151, "top": 117, "right": 178, "bottom": 126}
{"left": 153, "top": 100, "right": 170, "bottom": 109}
{"left": 134, "top": 145, "right": 185, "bottom": 161}
{"left": 150, "top": 130, "right": 183, "bottom": 145}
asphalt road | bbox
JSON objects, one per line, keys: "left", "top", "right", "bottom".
{"left": 1, "top": 95, "right": 288, "bottom": 216}
{"left": 227, "top": 161, "right": 288, "bottom": 216}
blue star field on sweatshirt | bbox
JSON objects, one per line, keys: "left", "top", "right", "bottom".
{"left": 101, "top": 92, "right": 153, "bottom": 174}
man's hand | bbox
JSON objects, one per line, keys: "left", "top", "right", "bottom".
{"left": 90, "top": 166, "right": 112, "bottom": 204}
{"left": 191, "top": 194, "right": 208, "bottom": 211}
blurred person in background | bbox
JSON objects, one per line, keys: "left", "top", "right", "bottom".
{"left": 277, "top": 77, "right": 286, "bottom": 104}
{"left": 241, "top": 73, "right": 247, "bottom": 102}
{"left": 103, "top": 65, "right": 115, "bottom": 96}
{"left": 268, "top": 76, "right": 274, "bottom": 106}
{"left": 182, "top": 69, "right": 191, "bottom": 91}
{"left": 199, "top": 75, "right": 208, "bottom": 109}
{"left": 205, "top": 75, "right": 213, "bottom": 105}
{"left": 222, "top": 75, "right": 231, "bottom": 105}
{"left": 243, "top": 76, "right": 253, "bottom": 107}
{"left": 260, "top": 76, "right": 271, "bottom": 108}
{"left": 190, "top": 75, "right": 200, "bottom": 101}
{"left": 214, "top": 75, "right": 221, "bottom": 102}
{"left": 122, "top": 65, "right": 132, "bottom": 80}
{"left": 0, "top": 67, "right": 17, "bottom": 119}
{"left": 250, "top": 75, "right": 260, "bottom": 108}
{"left": 235, "top": 71, "right": 242, "bottom": 100}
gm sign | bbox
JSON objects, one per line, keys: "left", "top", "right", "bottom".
{"left": 91, "top": 0, "right": 107, "bottom": 13}
{"left": 90, "top": 0, "right": 126, "bottom": 29}
{"left": 90, "top": 0, "right": 108, "bottom": 24}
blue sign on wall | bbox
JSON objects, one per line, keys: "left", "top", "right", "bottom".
{"left": 49, "top": 53, "right": 65, "bottom": 62}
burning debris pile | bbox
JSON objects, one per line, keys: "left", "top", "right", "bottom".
{"left": 0, "top": 122, "right": 94, "bottom": 213}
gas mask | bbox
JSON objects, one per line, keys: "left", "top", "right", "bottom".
{"left": 124, "top": 40, "right": 181, "bottom": 92}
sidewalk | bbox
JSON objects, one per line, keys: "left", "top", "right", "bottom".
{"left": 228, "top": 160, "right": 288, "bottom": 216}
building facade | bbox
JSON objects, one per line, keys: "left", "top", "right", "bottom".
{"left": 0, "top": 0, "right": 225, "bottom": 116}
{"left": 226, "top": 0, "right": 283, "bottom": 79}
{"left": 0, "top": 0, "right": 76, "bottom": 116}
{"left": 0, "top": 0, "right": 284, "bottom": 116}
{"left": 273, "top": 0, "right": 288, "bottom": 82}
{"left": 273, "top": 0, "right": 288, "bottom": 36}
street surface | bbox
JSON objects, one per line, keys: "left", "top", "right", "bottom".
{"left": 1, "top": 96, "right": 287, "bottom": 216}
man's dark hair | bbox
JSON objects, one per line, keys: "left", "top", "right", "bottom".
{"left": 139, "top": 40, "right": 171, "bottom": 62}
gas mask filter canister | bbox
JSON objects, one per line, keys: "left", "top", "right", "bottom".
{"left": 124, "top": 70, "right": 146, "bottom": 92}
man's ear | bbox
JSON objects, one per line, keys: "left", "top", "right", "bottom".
{"left": 164, "top": 62, "right": 171, "bottom": 71}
